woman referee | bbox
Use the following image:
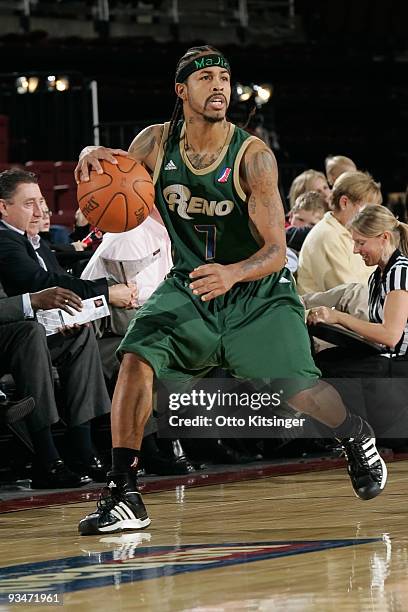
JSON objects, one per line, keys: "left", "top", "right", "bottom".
{"left": 310, "top": 205, "right": 408, "bottom": 439}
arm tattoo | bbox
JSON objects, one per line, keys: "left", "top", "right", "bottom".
{"left": 129, "top": 125, "right": 163, "bottom": 159}
{"left": 246, "top": 148, "right": 277, "bottom": 184}
{"left": 248, "top": 194, "right": 257, "bottom": 215}
{"left": 241, "top": 244, "right": 281, "bottom": 272}
{"left": 246, "top": 148, "right": 283, "bottom": 228}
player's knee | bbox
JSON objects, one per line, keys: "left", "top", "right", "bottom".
{"left": 121, "top": 352, "right": 154, "bottom": 379}
{"left": 287, "top": 386, "right": 317, "bottom": 414}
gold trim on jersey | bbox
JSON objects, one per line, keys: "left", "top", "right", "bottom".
{"left": 179, "top": 122, "right": 235, "bottom": 176}
{"left": 232, "top": 136, "right": 259, "bottom": 201}
{"left": 153, "top": 122, "right": 170, "bottom": 186}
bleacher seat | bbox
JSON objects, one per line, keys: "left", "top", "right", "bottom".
{"left": 53, "top": 161, "right": 77, "bottom": 227}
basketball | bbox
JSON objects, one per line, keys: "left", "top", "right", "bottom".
{"left": 77, "top": 155, "right": 155, "bottom": 232}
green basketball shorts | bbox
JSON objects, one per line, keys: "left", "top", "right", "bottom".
{"left": 117, "top": 267, "right": 320, "bottom": 396}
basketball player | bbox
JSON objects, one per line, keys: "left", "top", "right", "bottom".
{"left": 75, "top": 46, "right": 387, "bottom": 535}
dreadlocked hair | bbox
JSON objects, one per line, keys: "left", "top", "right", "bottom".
{"left": 165, "top": 45, "right": 224, "bottom": 151}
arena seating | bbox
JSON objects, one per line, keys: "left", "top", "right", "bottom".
{"left": 53, "top": 161, "right": 78, "bottom": 226}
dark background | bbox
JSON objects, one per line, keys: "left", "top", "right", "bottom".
{"left": 0, "top": 0, "right": 407, "bottom": 196}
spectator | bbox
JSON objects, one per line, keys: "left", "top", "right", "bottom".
{"left": 81, "top": 207, "right": 172, "bottom": 310}
{"left": 70, "top": 209, "right": 103, "bottom": 252}
{"left": 71, "top": 208, "right": 90, "bottom": 242}
{"left": 0, "top": 283, "right": 104, "bottom": 487}
{"left": 325, "top": 155, "right": 357, "bottom": 187}
{"left": 286, "top": 191, "right": 326, "bottom": 254}
{"left": 39, "top": 201, "right": 88, "bottom": 253}
{"left": 288, "top": 191, "right": 327, "bottom": 229}
{"left": 297, "top": 171, "right": 382, "bottom": 294}
{"left": 288, "top": 169, "right": 331, "bottom": 210}
{"left": 0, "top": 169, "right": 137, "bottom": 485}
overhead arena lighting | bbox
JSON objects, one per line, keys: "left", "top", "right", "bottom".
{"left": 16, "top": 76, "right": 29, "bottom": 94}
{"left": 45, "top": 75, "right": 70, "bottom": 92}
{"left": 235, "top": 83, "right": 253, "bottom": 102}
{"left": 47, "top": 75, "right": 56, "bottom": 91}
{"left": 253, "top": 83, "right": 273, "bottom": 106}
{"left": 235, "top": 83, "right": 273, "bottom": 105}
{"left": 16, "top": 75, "right": 67, "bottom": 94}
{"left": 47, "top": 75, "right": 69, "bottom": 92}
{"left": 15, "top": 76, "right": 39, "bottom": 94}
{"left": 55, "top": 76, "right": 69, "bottom": 92}
{"left": 27, "top": 76, "right": 39, "bottom": 93}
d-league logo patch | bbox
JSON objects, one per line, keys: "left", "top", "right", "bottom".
{"left": 217, "top": 167, "right": 232, "bottom": 183}
{"left": 0, "top": 539, "right": 380, "bottom": 598}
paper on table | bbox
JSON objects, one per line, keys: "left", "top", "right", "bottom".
{"left": 36, "top": 294, "right": 110, "bottom": 336}
{"left": 101, "top": 249, "right": 161, "bottom": 284}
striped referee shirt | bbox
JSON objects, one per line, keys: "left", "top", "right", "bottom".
{"left": 368, "top": 249, "right": 408, "bottom": 355}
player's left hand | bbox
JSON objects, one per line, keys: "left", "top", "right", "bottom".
{"left": 189, "top": 264, "right": 236, "bottom": 301}
{"left": 307, "top": 306, "right": 339, "bottom": 325}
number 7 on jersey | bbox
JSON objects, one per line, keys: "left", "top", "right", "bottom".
{"left": 194, "top": 225, "right": 217, "bottom": 260}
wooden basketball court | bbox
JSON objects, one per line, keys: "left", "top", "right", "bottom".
{"left": 0, "top": 460, "right": 407, "bottom": 611}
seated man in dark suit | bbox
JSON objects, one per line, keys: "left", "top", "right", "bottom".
{"left": 0, "top": 168, "right": 136, "bottom": 487}
{"left": 0, "top": 285, "right": 97, "bottom": 487}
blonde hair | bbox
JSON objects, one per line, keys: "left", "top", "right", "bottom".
{"left": 349, "top": 205, "right": 408, "bottom": 257}
{"left": 292, "top": 191, "right": 326, "bottom": 216}
{"left": 325, "top": 155, "right": 356, "bottom": 185}
{"left": 288, "top": 170, "right": 328, "bottom": 208}
{"left": 331, "top": 171, "right": 382, "bottom": 211}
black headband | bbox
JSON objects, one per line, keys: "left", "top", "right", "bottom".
{"left": 176, "top": 54, "right": 231, "bottom": 84}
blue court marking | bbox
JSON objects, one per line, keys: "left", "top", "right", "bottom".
{"left": 0, "top": 539, "right": 381, "bottom": 596}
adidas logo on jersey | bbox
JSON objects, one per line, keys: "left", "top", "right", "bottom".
{"left": 164, "top": 160, "right": 177, "bottom": 171}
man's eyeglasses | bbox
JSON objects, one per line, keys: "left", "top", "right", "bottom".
{"left": 42, "top": 209, "right": 52, "bottom": 217}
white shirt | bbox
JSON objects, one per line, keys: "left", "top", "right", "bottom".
{"left": 81, "top": 214, "right": 172, "bottom": 306}
{"left": 28, "top": 234, "right": 48, "bottom": 271}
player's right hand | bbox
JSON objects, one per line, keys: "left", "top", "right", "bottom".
{"left": 74, "top": 146, "right": 129, "bottom": 184}
{"left": 30, "top": 287, "right": 83, "bottom": 315}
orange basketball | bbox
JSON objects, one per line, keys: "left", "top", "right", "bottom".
{"left": 77, "top": 155, "right": 155, "bottom": 232}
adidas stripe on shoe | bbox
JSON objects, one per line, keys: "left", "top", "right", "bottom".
{"left": 78, "top": 472, "right": 151, "bottom": 535}
{"left": 341, "top": 433, "right": 387, "bottom": 501}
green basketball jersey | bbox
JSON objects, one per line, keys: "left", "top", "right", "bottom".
{"left": 153, "top": 121, "right": 261, "bottom": 276}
